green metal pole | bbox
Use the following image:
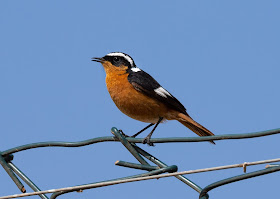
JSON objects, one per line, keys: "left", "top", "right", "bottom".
{"left": 133, "top": 145, "right": 204, "bottom": 194}
{"left": 111, "top": 127, "right": 149, "bottom": 165}
{"left": 8, "top": 162, "right": 49, "bottom": 199}
{"left": 2, "top": 128, "right": 280, "bottom": 156}
{"left": 0, "top": 153, "right": 25, "bottom": 193}
{"left": 115, "top": 160, "right": 159, "bottom": 171}
{"left": 199, "top": 166, "right": 280, "bottom": 199}
{"left": 50, "top": 165, "right": 178, "bottom": 199}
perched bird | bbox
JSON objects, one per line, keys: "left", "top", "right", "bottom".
{"left": 92, "top": 52, "right": 215, "bottom": 145}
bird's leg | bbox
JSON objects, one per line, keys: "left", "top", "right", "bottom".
{"left": 143, "top": 117, "right": 163, "bottom": 146}
{"left": 119, "top": 123, "right": 154, "bottom": 138}
{"left": 131, "top": 123, "right": 155, "bottom": 138}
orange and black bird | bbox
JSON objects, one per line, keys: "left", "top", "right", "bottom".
{"left": 92, "top": 52, "right": 215, "bottom": 146}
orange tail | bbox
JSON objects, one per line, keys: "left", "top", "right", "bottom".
{"left": 177, "top": 113, "right": 215, "bottom": 144}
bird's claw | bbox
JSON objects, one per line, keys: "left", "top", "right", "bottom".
{"left": 143, "top": 137, "right": 154, "bottom": 146}
{"left": 119, "top": 129, "right": 155, "bottom": 146}
{"left": 119, "top": 129, "right": 129, "bottom": 137}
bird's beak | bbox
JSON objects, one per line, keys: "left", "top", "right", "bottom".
{"left": 91, "top": 57, "right": 104, "bottom": 63}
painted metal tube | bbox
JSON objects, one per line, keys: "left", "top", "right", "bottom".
{"left": 199, "top": 165, "right": 280, "bottom": 199}
{"left": 50, "top": 165, "right": 178, "bottom": 199}
{"left": 133, "top": 145, "right": 204, "bottom": 194}
{"left": 2, "top": 128, "right": 280, "bottom": 156}
{"left": 8, "top": 162, "right": 49, "bottom": 199}
{"left": 111, "top": 128, "right": 149, "bottom": 165}
{"left": 0, "top": 153, "right": 25, "bottom": 193}
{"left": 115, "top": 160, "right": 159, "bottom": 171}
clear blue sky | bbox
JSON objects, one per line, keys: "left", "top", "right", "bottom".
{"left": 1, "top": 1, "right": 279, "bottom": 198}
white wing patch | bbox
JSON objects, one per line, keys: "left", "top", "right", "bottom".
{"left": 106, "top": 52, "right": 134, "bottom": 66}
{"left": 131, "top": 67, "right": 141, "bottom": 72}
{"left": 154, "top": 87, "right": 172, "bottom": 98}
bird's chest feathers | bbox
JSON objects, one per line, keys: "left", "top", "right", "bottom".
{"left": 105, "top": 72, "right": 134, "bottom": 104}
{"left": 104, "top": 71, "right": 171, "bottom": 123}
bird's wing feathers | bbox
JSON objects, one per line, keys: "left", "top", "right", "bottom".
{"left": 127, "top": 70, "right": 187, "bottom": 113}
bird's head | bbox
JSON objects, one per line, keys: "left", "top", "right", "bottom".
{"left": 92, "top": 52, "right": 137, "bottom": 74}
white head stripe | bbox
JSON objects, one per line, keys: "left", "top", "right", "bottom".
{"left": 106, "top": 52, "right": 134, "bottom": 66}
{"left": 154, "top": 87, "right": 172, "bottom": 98}
{"left": 131, "top": 68, "right": 141, "bottom": 72}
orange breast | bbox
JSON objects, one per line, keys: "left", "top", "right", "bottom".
{"left": 105, "top": 72, "right": 170, "bottom": 123}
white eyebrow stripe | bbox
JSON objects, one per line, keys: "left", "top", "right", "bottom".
{"left": 154, "top": 87, "right": 172, "bottom": 98}
{"left": 131, "top": 67, "right": 141, "bottom": 72}
{"left": 106, "top": 52, "right": 134, "bottom": 66}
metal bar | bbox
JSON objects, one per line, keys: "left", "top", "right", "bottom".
{"left": 111, "top": 128, "right": 149, "bottom": 165}
{"left": 50, "top": 165, "right": 178, "bottom": 199}
{"left": 8, "top": 162, "right": 49, "bottom": 199}
{"left": 2, "top": 128, "right": 280, "bottom": 156}
{"left": 1, "top": 136, "right": 116, "bottom": 156}
{"left": 1, "top": 159, "right": 280, "bottom": 199}
{"left": 199, "top": 166, "right": 280, "bottom": 199}
{"left": 115, "top": 160, "right": 159, "bottom": 171}
{"left": 0, "top": 153, "right": 25, "bottom": 193}
{"left": 133, "top": 145, "right": 203, "bottom": 194}
{"left": 266, "top": 164, "right": 280, "bottom": 168}
{"left": 3, "top": 154, "right": 14, "bottom": 162}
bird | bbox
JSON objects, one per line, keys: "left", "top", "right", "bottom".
{"left": 92, "top": 52, "right": 215, "bottom": 146}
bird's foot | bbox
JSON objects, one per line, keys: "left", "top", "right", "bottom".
{"left": 118, "top": 129, "right": 129, "bottom": 137}
{"left": 119, "top": 130, "right": 155, "bottom": 146}
{"left": 143, "top": 136, "right": 154, "bottom": 146}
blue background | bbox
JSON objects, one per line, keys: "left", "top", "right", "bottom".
{"left": 0, "top": 1, "right": 279, "bottom": 198}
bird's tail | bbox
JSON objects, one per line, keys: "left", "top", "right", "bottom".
{"left": 177, "top": 113, "right": 215, "bottom": 144}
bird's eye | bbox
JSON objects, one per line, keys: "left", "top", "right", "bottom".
{"left": 111, "top": 56, "right": 122, "bottom": 66}
{"left": 113, "top": 57, "right": 120, "bottom": 62}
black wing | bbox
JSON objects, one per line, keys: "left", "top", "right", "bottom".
{"left": 127, "top": 69, "right": 187, "bottom": 114}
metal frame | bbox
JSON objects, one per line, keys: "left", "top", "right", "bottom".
{"left": 0, "top": 127, "right": 279, "bottom": 199}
